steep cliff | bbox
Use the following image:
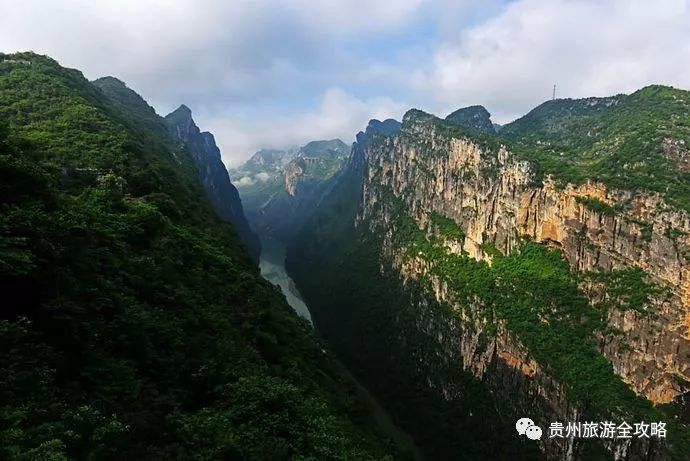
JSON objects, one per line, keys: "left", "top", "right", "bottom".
{"left": 164, "top": 105, "right": 260, "bottom": 262}
{"left": 289, "top": 98, "right": 690, "bottom": 460}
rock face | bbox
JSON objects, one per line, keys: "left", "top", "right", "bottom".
{"left": 368, "top": 111, "right": 690, "bottom": 457}
{"left": 367, "top": 111, "right": 690, "bottom": 405}
{"left": 233, "top": 139, "right": 350, "bottom": 243}
{"left": 291, "top": 106, "right": 690, "bottom": 460}
{"left": 165, "top": 105, "right": 260, "bottom": 262}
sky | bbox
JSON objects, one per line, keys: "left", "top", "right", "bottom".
{"left": 2, "top": 0, "right": 690, "bottom": 166}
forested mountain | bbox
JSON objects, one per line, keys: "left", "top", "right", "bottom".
{"left": 4, "top": 48, "right": 690, "bottom": 461}
{"left": 287, "top": 92, "right": 690, "bottom": 460}
{"left": 0, "top": 52, "right": 397, "bottom": 460}
{"left": 231, "top": 139, "right": 349, "bottom": 243}
{"left": 444, "top": 105, "right": 495, "bottom": 134}
{"left": 91, "top": 75, "right": 260, "bottom": 262}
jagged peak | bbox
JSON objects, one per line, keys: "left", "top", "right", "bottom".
{"left": 168, "top": 104, "right": 192, "bottom": 117}
{"left": 164, "top": 104, "right": 199, "bottom": 141}
{"left": 165, "top": 104, "right": 195, "bottom": 126}
{"left": 365, "top": 119, "right": 401, "bottom": 137}
{"left": 200, "top": 130, "right": 216, "bottom": 143}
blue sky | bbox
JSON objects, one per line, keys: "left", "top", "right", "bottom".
{"left": 2, "top": 0, "right": 690, "bottom": 166}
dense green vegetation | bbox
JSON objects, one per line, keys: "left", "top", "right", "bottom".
{"left": 0, "top": 52, "right": 394, "bottom": 460}
{"left": 444, "top": 105, "right": 495, "bottom": 134}
{"left": 288, "top": 167, "right": 540, "bottom": 460}
{"left": 581, "top": 268, "right": 669, "bottom": 313}
{"left": 429, "top": 212, "right": 465, "bottom": 241}
{"left": 381, "top": 195, "right": 690, "bottom": 458}
{"left": 501, "top": 86, "right": 690, "bottom": 210}
{"left": 574, "top": 196, "right": 617, "bottom": 215}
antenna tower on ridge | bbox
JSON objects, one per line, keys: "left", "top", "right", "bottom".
{"left": 552, "top": 84, "right": 556, "bottom": 101}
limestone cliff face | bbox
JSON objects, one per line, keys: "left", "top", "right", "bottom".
{"left": 352, "top": 112, "right": 689, "bottom": 459}
{"left": 165, "top": 105, "right": 260, "bottom": 262}
{"left": 284, "top": 160, "right": 304, "bottom": 196}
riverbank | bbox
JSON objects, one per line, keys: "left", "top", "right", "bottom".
{"left": 258, "top": 236, "right": 423, "bottom": 460}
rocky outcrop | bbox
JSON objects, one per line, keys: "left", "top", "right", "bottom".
{"left": 362, "top": 111, "right": 690, "bottom": 405}
{"left": 165, "top": 105, "right": 260, "bottom": 262}
{"left": 348, "top": 110, "right": 690, "bottom": 459}
{"left": 284, "top": 159, "right": 305, "bottom": 196}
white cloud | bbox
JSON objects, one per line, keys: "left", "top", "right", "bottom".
{"left": 419, "top": 0, "right": 690, "bottom": 123}
{"left": 3, "top": 0, "right": 690, "bottom": 167}
{"left": 255, "top": 172, "right": 271, "bottom": 182}
{"left": 197, "top": 88, "right": 407, "bottom": 166}
{"left": 0, "top": 0, "right": 422, "bottom": 167}
{"left": 0, "top": 0, "right": 425, "bottom": 112}
{"left": 236, "top": 176, "right": 255, "bottom": 187}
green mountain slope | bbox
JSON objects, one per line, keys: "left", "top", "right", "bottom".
{"left": 444, "top": 105, "right": 495, "bottom": 134}
{"left": 287, "top": 92, "right": 690, "bottom": 459}
{"left": 502, "top": 85, "right": 690, "bottom": 209}
{"left": 0, "top": 52, "right": 395, "bottom": 460}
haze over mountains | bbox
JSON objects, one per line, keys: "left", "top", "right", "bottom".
{"left": 2, "top": 47, "right": 690, "bottom": 461}
{"left": 230, "top": 139, "right": 349, "bottom": 242}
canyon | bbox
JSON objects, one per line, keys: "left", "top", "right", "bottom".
{"left": 279, "top": 88, "right": 690, "bottom": 460}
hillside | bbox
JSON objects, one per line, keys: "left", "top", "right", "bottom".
{"left": 288, "top": 97, "right": 690, "bottom": 460}
{"left": 502, "top": 86, "right": 690, "bottom": 210}
{"left": 232, "top": 138, "right": 350, "bottom": 243}
{"left": 0, "top": 52, "right": 396, "bottom": 460}
{"left": 91, "top": 76, "right": 260, "bottom": 262}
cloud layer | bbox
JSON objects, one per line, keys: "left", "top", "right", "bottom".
{"left": 2, "top": 0, "right": 690, "bottom": 165}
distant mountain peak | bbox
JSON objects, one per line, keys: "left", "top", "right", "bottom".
{"left": 299, "top": 139, "right": 349, "bottom": 158}
{"left": 93, "top": 75, "right": 127, "bottom": 87}
{"left": 175, "top": 104, "right": 192, "bottom": 114}
{"left": 445, "top": 105, "right": 495, "bottom": 134}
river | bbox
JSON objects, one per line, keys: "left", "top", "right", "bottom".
{"left": 259, "top": 237, "right": 313, "bottom": 323}
{"left": 258, "top": 236, "right": 424, "bottom": 460}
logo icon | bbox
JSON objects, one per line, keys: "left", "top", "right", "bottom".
{"left": 516, "top": 417, "right": 542, "bottom": 440}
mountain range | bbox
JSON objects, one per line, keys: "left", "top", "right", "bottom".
{"left": 2, "top": 51, "right": 690, "bottom": 461}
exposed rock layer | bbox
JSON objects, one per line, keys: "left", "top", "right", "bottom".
{"left": 165, "top": 105, "right": 260, "bottom": 262}
{"left": 352, "top": 115, "right": 690, "bottom": 459}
